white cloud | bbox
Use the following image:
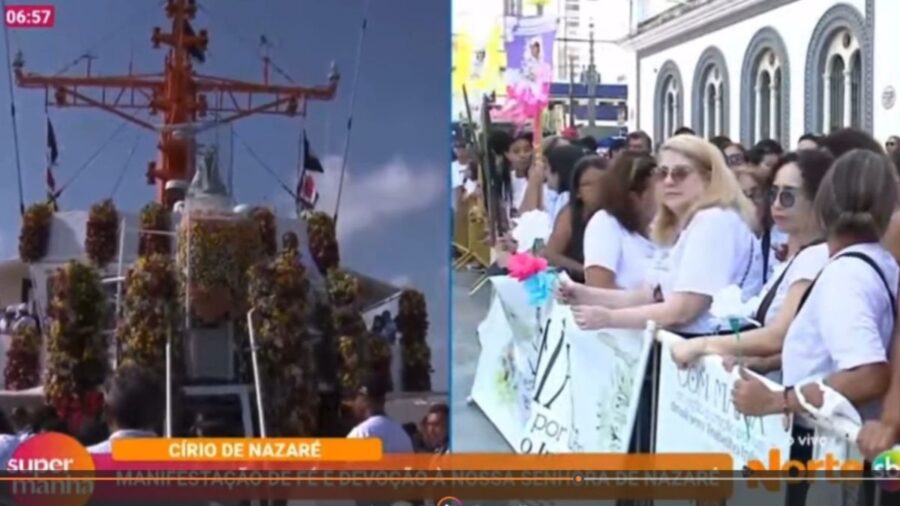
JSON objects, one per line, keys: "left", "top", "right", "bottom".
{"left": 389, "top": 274, "right": 413, "bottom": 288}
{"left": 311, "top": 155, "right": 445, "bottom": 242}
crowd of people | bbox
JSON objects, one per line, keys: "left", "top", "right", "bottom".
{"left": 454, "top": 123, "right": 900, "bottom": 505}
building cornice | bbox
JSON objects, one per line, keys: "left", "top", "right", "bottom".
{"left": 625, "top": 0, "right": 798, "bottom": 57}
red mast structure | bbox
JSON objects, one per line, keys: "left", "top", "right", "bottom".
{"left": 14, "top": 0, "right": 339, "bottom": 203}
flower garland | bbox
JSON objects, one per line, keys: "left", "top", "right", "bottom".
{"left": 138, "top": 202, "right": 171, "bottom": 257}
{"left": 328, "top": 269, "right": 370, "bottom": 395}
{"left": 4, "top": 322, "right": 41, "bottom": 390}
{"left": 45, "top": 261, "right": 108, "bottom": 430}
{"left": 119, "top": 254, "right": 182, "bottom": 376}
{"left": 177, "top": 211, "right": 262, "bottom": 324}
{"left": 307, "top": 212, "right": 340, "bottom": 275}
{"left": 19, "top": 203, "right": 52, "bottom": 262}
{"left": 247, "top": 246, "right": 319, "bottom": 436}
{"left": 250, "top": 207, "right": 277, "bottom": 257}
{"left": 396, "top": 289, "right": 432, "bottom": 392}
{"left": 85, "top": 199, "right": 119, "bottom": 267}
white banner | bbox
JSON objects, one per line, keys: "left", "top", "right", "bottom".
{"left": 655, "top": 329, "right": 792, "bottom": 467}
{"left": 567, "top": 313, "right": 652, "bottom": 453}
{"left": 471, "top": 278, "right": 652, "bottom": 453}
{"left": 470, "top": 276, "right": 547, "bottom": 449}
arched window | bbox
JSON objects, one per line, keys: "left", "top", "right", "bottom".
{"left": 821, "top": 30, "right": 858, "bottom": 132}
{"left": 691, "top": 46, "right": 730, "bottom": 138}
{"left": 654, "top": 60, "right": 684, "bottom": 145}
{"left": 741, "top": 27, "right": 790, "bottom": 147}
{"left": 804, "top": 4, "right": 871, "bottom": 134}
{"left": 664, "top": 78, "right": 677, "bottom": 138}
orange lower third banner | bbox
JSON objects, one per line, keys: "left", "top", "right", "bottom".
{"left": 3, "top": 437, "right": 735, "bottom": 501}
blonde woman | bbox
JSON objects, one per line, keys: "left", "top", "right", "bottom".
{"left": 558, "top": 134, "right": 762, "bottom": 336}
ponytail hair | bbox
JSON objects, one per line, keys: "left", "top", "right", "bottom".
{"left": 814, "top": 149, "right": 898, "bottom": 242}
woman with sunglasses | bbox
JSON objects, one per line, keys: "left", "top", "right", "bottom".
{"left": 558, "top": 135, "right": 761, "bottom": 337}
{"left": 723, "top": 142, "right": 748, "bottom": 170}
{"left": 583, "top": 152, "right": 658, "bottom": 290}
{"left": 670, "top": 150, "right": 833, "bottom": 377}
{"left": 729, "top": 150, "right": 899, "bottom": 506}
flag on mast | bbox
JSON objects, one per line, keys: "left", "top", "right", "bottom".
{"left": 297, "top": 129, "right": 322, "bottom": 209}
{"left": 46, "top": 118, "right": 59, "bottom": 211}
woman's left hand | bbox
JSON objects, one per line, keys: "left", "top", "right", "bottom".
{"left": 732, "top": 367, "right": 780, "bottom": 416}
{"left": 571, "top": 305, "right": 611, "bottom": 330}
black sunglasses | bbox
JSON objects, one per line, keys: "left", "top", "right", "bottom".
{"left": 726, "top": 153, "right": 746, "bottom": 167}
{"left": 768, "top": 185, "right": 798, "bottom": 208}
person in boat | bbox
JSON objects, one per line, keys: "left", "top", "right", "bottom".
{"left": 421, "top": 403, "right": 449, "bottom": 454}
{"left": 346, "top": 374, "right": 412, "bottom": 454}
{"left": 88, "top": 363, "right": 164, "bottom": 454}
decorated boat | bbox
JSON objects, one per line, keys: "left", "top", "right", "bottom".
{"left": 0, "top": 0, "right": 439, "bottom": 438}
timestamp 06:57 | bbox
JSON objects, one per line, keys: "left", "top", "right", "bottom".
{"left": 5, "top": 5, "right": 55, "bottom": 28}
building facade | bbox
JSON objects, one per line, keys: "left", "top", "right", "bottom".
{"left": 625, "top": 0, "right": 899, "bottom": 148}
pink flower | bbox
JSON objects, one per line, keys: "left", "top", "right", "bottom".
{"left": 507, "top": 253, "right": 548, "bottom": 281}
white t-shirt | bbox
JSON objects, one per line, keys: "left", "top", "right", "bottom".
{"left": 512, "top": 175, "right": 528, "bottom": 210}
{"left": 583, "top": 210, "right": 656, "bottom": 290}
{"left": 511, "top": 175, "right": 556, "bottom": 216}
{"left": 347, "top": 415, "right": 413, "bottom": 454}
{"left": 781, "top": 242, "right": 899, "bottom": 420}
{"left": 751, "top": 243, "right": 830, "bottom": 326}
{"left": 657, "top": 207, "right": 763, "bottom": 335}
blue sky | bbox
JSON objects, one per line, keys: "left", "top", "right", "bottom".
{"left": 0, "top": 0, "right": 450, "bottom": 389}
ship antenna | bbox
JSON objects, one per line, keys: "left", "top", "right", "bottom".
{"left": 333, "top": 0, "right": 371, "bottom": 225}
{"left": 3, "top": 0, "right": 26, "bottom": 216}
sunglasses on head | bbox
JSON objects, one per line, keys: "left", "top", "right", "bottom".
{"left": 768, "top": 185, "right": 798, "bottom": 208}
{"left": 653, "top": 165, "right": 695, "bottom": 183}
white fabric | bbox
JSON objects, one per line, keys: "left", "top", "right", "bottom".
{"left": 583, "top": 210, "right": 656, "bottom": 290}
{"left": 657, "top": 207, "right": 762, "bottom": 335}
{"left": 749, "top": 243, "right": 830, "bottom": 326}
{"left": 512, "top": 175, "right": 528, "bottom": 210}
{"left": 451, "top": 160, "right": 467, "bottom": 189}
{"left": 0, "top": 432, "right": 31, "bottom": 468}
{"left": 347, "top": 415, "right": 413, "bottom": 454}
{"left": 511, "top": 210, "right": 553, "bottom": 253}
{"left": 546, "top": 191, "right": 569, "bottom": 223}
{"left": 781, "top": 242, "right": 899, "bottom": 420}
{"left": 87, "top": 429, "right": 157, "bottom": 454}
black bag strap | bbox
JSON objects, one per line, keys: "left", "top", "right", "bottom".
{"left": 761, "top": 228, "right": 771, "bottom": 284}
{"left": 738, "top": 234, "right": 755, "bottom": 289}
{"left": 797, "top": 251, "right": 897, "bottom": 317}
{"left": 754, "top": 240, "right": 824, "bottom": 325}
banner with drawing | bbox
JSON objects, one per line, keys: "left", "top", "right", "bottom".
{"left": 470, "top": 277, "right": 653, "bottom": 453}
{"left": 470, "top": 276, "right": 552, "bottom": 449}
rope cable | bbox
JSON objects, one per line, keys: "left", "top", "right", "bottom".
{"left": 333, "top": 0, "right": 371, "bottom": 223}
{"left": 233, "top": 129, "right": 296, "bottom": 201}
{"left": 110, "top": 132, "right": 142, "bottom": 198}
{"left": 53, "top": 0, "right": 166, "bottom": 77}
{"left": 2, "top": 0, "right": 26, "bottom": 215}
{"left": 55, "top": 120, "right": 130, "bottom": 197}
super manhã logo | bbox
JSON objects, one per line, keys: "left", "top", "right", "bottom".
{"left": 6, "top": 432, "right": 95, "bottom": 506}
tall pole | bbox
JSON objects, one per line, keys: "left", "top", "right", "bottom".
{"left": 568, "top": 57, "right": 576, "bottom": 129}
{"left": 587, "top": 21, "right": 597, "bottom": 128}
